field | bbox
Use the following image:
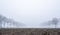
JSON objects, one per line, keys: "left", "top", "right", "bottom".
{"left": 1, "top": 28, "right": 60, "bottom": 35}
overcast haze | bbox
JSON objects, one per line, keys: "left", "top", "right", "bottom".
{"left": 0, "top": 0, "right": 60, "bottom": 27}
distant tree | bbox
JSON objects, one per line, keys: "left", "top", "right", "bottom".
{"left": 0, "top": 15, "right": 25, "bottom": 28}
{"left": 41, "top": 18, "right": 59, "bottom": 28}
{"left": 0, "top": 15, "right": 2, "bottom": 28}
{"left": 52, "top": 18, "right": 59, "bottom": 28}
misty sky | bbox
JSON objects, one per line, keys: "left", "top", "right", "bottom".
{"left": 0, "top": 0, "right": 60, "bottom": 27}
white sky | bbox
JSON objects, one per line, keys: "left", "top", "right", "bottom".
{"left": 0, "top": 0, "right": 60, "bottom": 27}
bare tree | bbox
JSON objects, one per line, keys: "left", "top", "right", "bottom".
{"left": 52, "top": 18, "right": 59, "bottom": 28}
{"left": 41, "top": 18, "right": 59, "bottom": 28}
{"left": 0, "top": 15, "right": 25, "bottom": 28}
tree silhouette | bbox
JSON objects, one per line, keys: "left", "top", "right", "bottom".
{"left": 41, "top": 18, "right": 59, "bottom": 28}
{"left": 0, "top": 15, "right": 25, "bottom": 28}
{"left": 52, "top": 18, "right": 59, "bottom": 28}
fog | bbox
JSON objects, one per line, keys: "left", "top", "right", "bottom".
{"left": 0, "top": 0, "right": 60, "bottom": 28}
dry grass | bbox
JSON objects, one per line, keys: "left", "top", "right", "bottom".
{"left": 0, "top": 28, "right": 60, "bottom": 35}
